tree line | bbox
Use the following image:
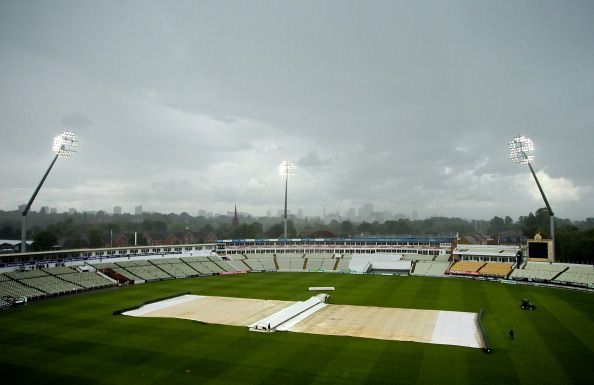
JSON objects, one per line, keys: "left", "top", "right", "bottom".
{"left": 0, "top": 208, "right": 592, "bottom": 263}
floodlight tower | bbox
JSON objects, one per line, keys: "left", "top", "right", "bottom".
{"left": 508, "top": 135, "right": 555, "bottom": 252}
{"left": 278, "top": 160, "right": 296, "bottom": 239}
{"left": 21, "top": 131, "right": 78, "bottom": 253}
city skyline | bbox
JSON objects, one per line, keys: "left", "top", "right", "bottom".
{"left": 7, "top": 201, "right": 553, "bottom": 224}
{"left": 1, "top": 2, "right": 592, "bottom": 220}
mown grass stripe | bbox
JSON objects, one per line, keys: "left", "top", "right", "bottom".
{"left": 0, "top": 273, "right": 592, "bottom": 385}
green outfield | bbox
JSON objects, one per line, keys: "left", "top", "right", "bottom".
{"left": 0, "top": 273, "right": 592, "bottom": 385}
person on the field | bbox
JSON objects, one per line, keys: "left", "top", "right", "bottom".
{"left": 509, "top": 329, "right": 514, "bottom": 340}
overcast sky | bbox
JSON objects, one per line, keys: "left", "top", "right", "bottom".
{"left": 0, "top": 1, "right": 592, "bottom": 220}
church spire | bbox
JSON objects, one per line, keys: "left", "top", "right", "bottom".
{"left": 232, "top": 204, "right": 239, "bottom": 228}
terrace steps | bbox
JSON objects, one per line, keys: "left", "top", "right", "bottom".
{"left": 551, "top": 266, "right": 569, "bottom": 281}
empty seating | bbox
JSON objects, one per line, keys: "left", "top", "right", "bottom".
{"left": 5, "top": 269, "right": 48, "bottom": 280}
{"left": 412, "top": 261, "right": 449, "bottom": 276}
{"left": 401, "top": 254, "right": 434, "bottom": 261}
{"left": 242, "top": 259, "right": 265, "bottom": 271}
{"left": 181, "top": 256, "right": 211, "bottom": 263}
{"left": 211, "top": 259, "right": 242, "bottom": 272}
{"left": 304, "top": 254, "right": 337, "bottom": 271}
{"left": 60, "top": 272, "right": 115, "bottom": 289}
{"left": 321, "top": 259, "right": 336, "bottom": 270}
{"left": 259, "top": 259, "right": 276, "bottom": 271}
{"left": 553, "top": 265, "right": 594, "bottom": 286}
{"left": 154, "top": 263, "right": 198, "bottom": 277}
{"left": 479, "top": 263, "right": 513, "bottom": 278}
{"left": 112, "top": 268, "right": 142, "bottom": 281}
{"left": 335, "top": 254, "right": 352, "bottom": 271}
{"left": 449, "top": 261, "right": 485, "bottom": 275}
{"left": 92, "top": 262, "right": 119, "bottom": 269}
{"left": 123, "top": 265, "right": 172, "bottom": 280}
{"left": 510, "top": 263, "right": 567, "bottom": 281}
{"left": 116, "top": 260, "right": 151, "bottom": 268}
{"left": 186, "top": 262, "right": 212, "bottom": 274}
{"left": 202, "top": 261, "right": 224, "bottom": 273}
{"left": 42, "top": 266, "right": 75, "bottom": 275}
{"left": 276, "top": 256, "right": 305, "bottom": 271}
{"left": 228, "top": 259, "right": 250, "bottom": 271}
{"left": 150, "top": 258, "right": 183, "bottom": 265}
{"left": 434, "top": 254, "right": 450, "bottom": 262}
{"left": 0, "top": 279, "right": 45, "bottom": 299}
{"left": 20, "top": 275, "right": 82, "bottom": 295}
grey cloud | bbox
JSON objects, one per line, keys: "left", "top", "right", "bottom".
{"left": 298, "top": 150, "right": 332, "bottom": 168}
{"left": 0, "top": 1, "right": 592, "bottom": 219}
{"left": 61, "top": 113, "right": 94, "bottom": 131}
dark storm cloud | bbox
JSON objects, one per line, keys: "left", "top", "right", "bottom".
{"left": 0, "top": 1, "right": 592, "bottom": 219}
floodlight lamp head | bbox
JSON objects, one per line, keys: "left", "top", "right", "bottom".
{"left": 278, "top": 160, "right": 296, "bottom": 178}
{"left": 52, "top": 131, "right": 78, "bottom": 158}
{"left": 508, "top": 135, "right": 534, "bottom": 164}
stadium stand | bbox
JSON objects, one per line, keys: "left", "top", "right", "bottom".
{"left": 5, "top": 269, "right": 48, "bottom": 280}
{"left": 401, "top": 254, "right": 435, "bottom": 262}
{"left": 92, "top": 262, "right": 119, "bottom": 269}
{"left": 553, "top": 265, "right": 594, "bottom": 286}
{"left": 150, "top": 259, "right": 199, "bottom": 277}
{"left": 0, "top": 278, "right": 46, "bottom": 299}
{"left": 273, "top": 254, "right": 305, "bottom": 272}
{"left": 211, "top": 258, "right": 241, "bottom": 272}
{"left": 150, "top": 258, "right": 183, "bottom": 265}
{"left": 227, "top": 259, "right": 250, "bottom": 271}
{"left": 178, "top": 256, "right": 227, "bottom": 275}
{"left": 127, "top": 265, "right": 171, "bottom": 280}
{"left": 0, "top": 268, "right": 116, "bottom": 299}
{"left": 253, "top": 253, "right": 275, "bottom": 259}
{"left": 42, "top": 266, "right": 76, "bottom": 275}
{"left": 243, "top": 259, "right": 265, "bottom": 271}
{"left": 305, "top": 258, "right": 323, "bottom": 270}
{"left": 434, "top": 254, "right": 451, "bottom": 262}
{"left": 479, "top": 263, "right": 513, "bottom": 278}
{"left": 449, "top": 261, "right": 485, "bottom": 276}
{"left": 322, "top": 258, "right": 337, "bottom": 270}
{"left": 510, "top": 262, "right": 567, "bottom": 281}
{"left": 260, "top": 258, "right": 277, "bottom": 271}
{"left": 20, "top": 275, "right": 82, "bottom": 295}
{"left": 304, "top": 254, "right": 337, "bottom": 271}
{"left": 113, "top": 267, "right": 142, "bottom": 281}
{"left": 335, "top": 254, "right": 352, "bottom": 271}
{"left": 412, "top": 261, "right": 450, "bottom": 276}
{"left": 202, "top": 261, "right": 225, "bottom": 273}
{"left": 60, "top": 272, "right": 115, "bottom": 289}
{"left": 116, "top": 260, "right": 150, "bottom": 268}
{"left": 185, "top": 262, "right": 214, "bottom": 274}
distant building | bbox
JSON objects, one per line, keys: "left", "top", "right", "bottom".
{"left": 113, "top": 206, "right": 122, "bottom": 215}
{"left": 346, "top": 207, "right": 356, "bottom": 219}
{"left": 68, "top": 208, "right": 77, "bottom": 215}
{"left": 458, "top": 233, "right": 489, "bottom": 245}
{"left": 358, "top": 203, "right": 373, "bottom": 219}
{"left": 50, "top": 208, "right": 57, "bottom": 214}
{"left": 134, "top": 205, "right": 143, "bottom": 215}
{"left": 18, "top": 204, "right": 26, "bottom": 213}
{"left": 40, "top": 206, "right": 50, "bottom": 215}
{"left": 232, "top": 205, "right": 239, "bottom": 228}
